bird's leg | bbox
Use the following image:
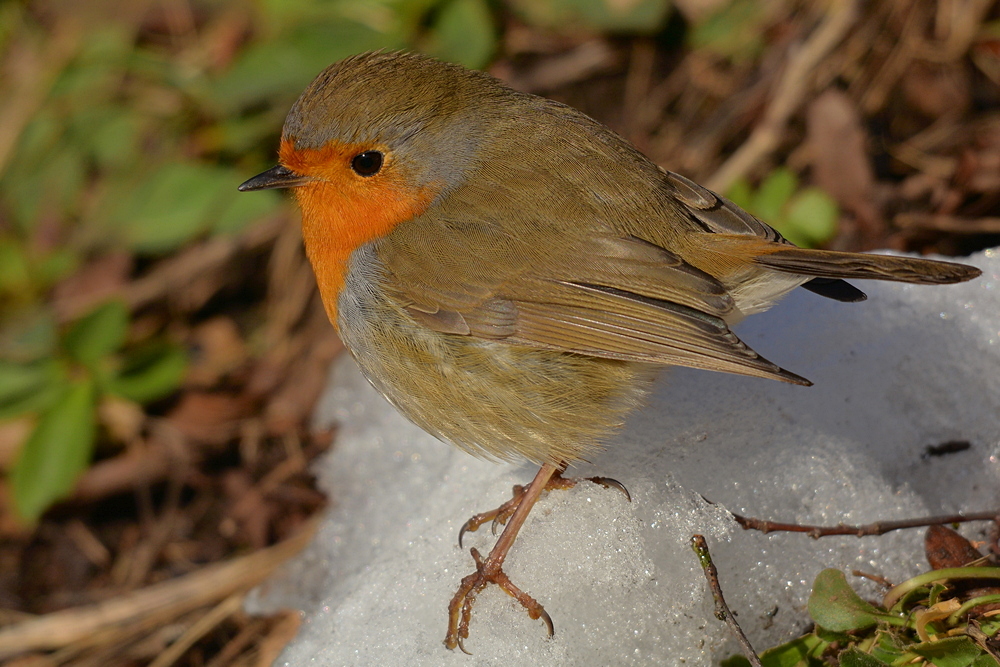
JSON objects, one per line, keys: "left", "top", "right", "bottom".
{"left": 445, "top": 462, "right": 559, "bottom": 653}
{"left": 458, "top": 469, "right": 630, "bottom": 547}
{"left": 446, "top": 463, "right": 632, "bottom": 652}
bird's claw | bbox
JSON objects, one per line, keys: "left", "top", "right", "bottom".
{"left": 586, "top": 476, "right": 632, "bottom": 502}
{"left": 457, "top": 485, "right": 525, "bottom": 548}
{"left": 444, "top": 547, "right": 553, "bottom": 652}
{"left": 457, "top": 476, "right": 630, "bottom": 547}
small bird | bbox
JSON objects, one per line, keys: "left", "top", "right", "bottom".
{"left": 240, "top": 51, "right": 980, "bottom": 652}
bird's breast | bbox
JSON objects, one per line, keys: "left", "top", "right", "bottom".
{"left": 290, "top": 164, "right": 437, "bottom": 328}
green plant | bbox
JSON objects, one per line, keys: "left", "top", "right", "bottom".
{"left": 723, "top": 566, "right": 1000, "bottom": 667}
{"left": 727, "top": 167, "right": 840, "bottom": 248}
{"left": 689, "top": 0, "right": 771, "bottom": 63}
{"left": 3, "top": 300, "right": 186, "bottom": 522}
{"left": 0, "top": 0, "right": 508, "bottom": 524}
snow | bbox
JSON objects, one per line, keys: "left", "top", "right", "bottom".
{"left": 249, "top": 249, "right": 1000, "bottom": 666}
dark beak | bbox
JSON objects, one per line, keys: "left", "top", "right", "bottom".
{"left": 238, "top": 165, "right": 311, "bottom": 191}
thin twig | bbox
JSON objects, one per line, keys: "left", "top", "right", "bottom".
{"left": 691, "top": 535, "right": 762, "bottom": 667}
{"left": 896, "top": 213, "right": 1000, "bottom": 235}
{"left": 147, "top": 592, "right": 244, "bottom": 667}
{"left": 707, "top": 0, "right": 859, "bottom": 193}
{"left": 732, "top": 510, "right": 1000, "bottom": 539}
{"left": 0, "top": 515, "right": 318, "bottom": 657}
{"left": 0, "top": 21, "right": 81, "bottom": 179}
{"left": 133, "top": 215, "right": 285, "bottom": 306}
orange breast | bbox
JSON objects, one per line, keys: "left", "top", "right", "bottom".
{"left": 280, "top": 139, "right": 438, "bottom": 328}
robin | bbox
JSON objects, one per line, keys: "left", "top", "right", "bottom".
{"left": 239, "top": 50, "right": 980, "bottom": 652}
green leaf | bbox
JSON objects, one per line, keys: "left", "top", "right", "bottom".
{"left": 978, "top": 616, "right": 1000, "bottom": 637}
{"left": 113, "top": 162, "right": 235, "bottom": 253}
{"left": 783, "top": 188, "right": 839, "bottom": 247}
{"left": 425, "top": 0, "right": 496, "bottom": 69}
{"left": 972, "top": 654, "right": 1000, "bottom": 667}
{"left": 0, "top": 238, "right": 32, "bottom": 296}
{"left": 509, "top": 0, "right": 671, "bottom": 32}
{"left": 6, "top": 145, "right": 86, "bottom": 230}
{"left": 63, "top": 300, "right": 129, "bottom": 367}
{"left": 87, "top": 109, "right": 142, "bottom": 171}
{"left": 808, "top": 569, "right": 897, "bottom": 632}
{"left": 33, "top": 247, "right": 78, "bottom": 286}
{"left": 11, "top": 107, "right": 61, "bottom": 174}
{"left": 689, "top": 0, "right": 767, "bottom": 62}
{"left": 213, "top": 186, "right": 282, "bottom": 235}
{"left": 0, "top": 359, "right": 66, "bottom": 420}
{"left": 0, "top": 379, "right": 64, "bottom": 422}
{"left": 870, "top": 630, "right": 907, "bottom": 665}
{"left": 884, "top": 568, "right": 1000, "bottom": 609}
{"left": 210, "top": 21, "right": 404, "bottom": 114}
{"left": 753, "top": 167, "right": 797, "bottom": 225}
{"left": 0, "top": 308, "right": 58, "bottom": 361}
{"left": 720, "top": 656, "right": 752, "bottom": 667}
{"left": 910, "top": 637, "right": 984, "bottom": 667}
{"left": 0, "top": 360, "right": 53, "bottom": 404}
{"left": 10, "top": 379, "right": 97, "bottom": 522}
{"left": 725, "top": 178, "right": 754, "bottom": 211}
{"left": 928, "top": 582, "right": 949, "bottom": 607}
{"left": 758, "top": 633, "right": 828, "bottom": 667}
{"left": 108, "top": 342, "right": 187, "bottom": 404}
{"left": 838, "top": 648, "right": 891, "bottom": 667}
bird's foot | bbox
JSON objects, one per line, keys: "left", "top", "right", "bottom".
{"left": 444, "top": 546, "right": 553, "bottom": 653}
{"left": 458, "top": 471, "right": 630, "bottom": 547}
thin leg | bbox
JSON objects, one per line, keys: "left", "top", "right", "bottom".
{"left": 445, "top": 462, "right": 559, "bottom": 652}
{"left": 459, "top": 471, "right": 630, "bottom": 547}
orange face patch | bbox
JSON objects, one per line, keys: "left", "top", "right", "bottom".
{"left": 279, "top": 138, "right": 438, "bottom": 328}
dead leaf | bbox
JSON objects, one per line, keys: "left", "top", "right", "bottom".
{"left": 166, "top": 392, "right": 252, "bottom": 446}
{"left": 901, "top": 61, "right": 970, "bottom": 119}
{"left": 0, "top": 418, "right": 32, "bottom": 471}
{"left": 51, "top": 251, "right": 133, "bottom": 322}
{"left": 98, "top": 395, "right": 146, "bottom": 443}
{"left": 807, "top": 89, "right": 883, "bottom": 244}
{"left": 186, "top": 317, "right": 248, "bottom": 388}
{"left": 926, "top": 524, "right": 983, "bottom": 569}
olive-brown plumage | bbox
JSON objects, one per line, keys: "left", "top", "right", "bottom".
{"left": 240, "top": 50, "right": 981, "bottom": 650}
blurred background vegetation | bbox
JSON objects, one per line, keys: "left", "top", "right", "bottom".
{"left": 1, "top": 0, "right": 998, "bottom": 664}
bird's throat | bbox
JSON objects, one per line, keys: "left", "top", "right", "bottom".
{"left": 293, "top": 179, "right": 435, "bottom": 329}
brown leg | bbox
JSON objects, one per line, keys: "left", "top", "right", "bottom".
{"left": 458, "top": 470, "right": 630, "bottom": 547}
{"left": 445, "top": 462, "right": 559, "bottom": 653}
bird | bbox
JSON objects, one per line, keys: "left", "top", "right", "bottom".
{"left": 238, "top": 50, "right": 981, "bottom": 652}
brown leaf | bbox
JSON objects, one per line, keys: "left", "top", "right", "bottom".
{"left": 671, "top": 0, "right": 729, "bottom": 23}
{"left": 926, "top": 524, "right": 982, "bottom": 569}
{"left": 97, "top": 396, "right": 146, "bottom": 443}
{"left": 263, "top": 334, "right": 341, "bottom": 437}
{"left": 51, "top": 251, "right": 133, "bottom": 322}
{"left": 166, "top": 392, "right": 252, "bottom": 446}
{"left": 901, "top": 61, "right": 970, "bottom": 120}
{"left": 186, "top": 317, "right": 249, "bottom": 388}
{"left": 0, "top": 418, "right": 32, "bottom": 472}
{"left": 807, "top": 89, "right": 883, "bottom": 244}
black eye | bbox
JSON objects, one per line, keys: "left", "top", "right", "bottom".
{"left": 351, "top": 151, "right": 383, "bottom": 176}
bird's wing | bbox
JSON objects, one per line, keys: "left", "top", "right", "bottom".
{"left": 377, "top": 204, "right": 809, "bottom": 386}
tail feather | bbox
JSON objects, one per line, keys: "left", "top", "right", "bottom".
{"left": 754, "top": 247, "right": 981, "bottom": 285}
{"left": 801, "top": 278, "right": 867, "bottom": 302}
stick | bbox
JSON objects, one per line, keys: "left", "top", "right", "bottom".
{"left": 707, "top": 1, "right": 859, "bottom": 193}
{"left": 732, "top": 510, "right": 1000, "bottom": 539}
{"left": 691, "top": 535, "right": 762, "bottom": 667}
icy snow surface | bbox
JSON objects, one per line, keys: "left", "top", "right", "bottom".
{"left": 250, "top": 250, "right": 1000, "bottom": 666}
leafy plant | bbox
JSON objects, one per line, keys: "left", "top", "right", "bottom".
{"left": 0, "top": 0, "right": 510, "bottom": 524}
{"left": 723, "top": 566, "right": 1000, "bottom": 666}
{"left": 4, "top": 300, "right": 186, "bottom": 522}
{"left": 508, "top": 0, "right": 671, "bottom": 33}
{"left": 727, "top": 167, "right": 840, "bottom": 248}
{"left": 689, "top": 0, "right": 771, "bottom": 63}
